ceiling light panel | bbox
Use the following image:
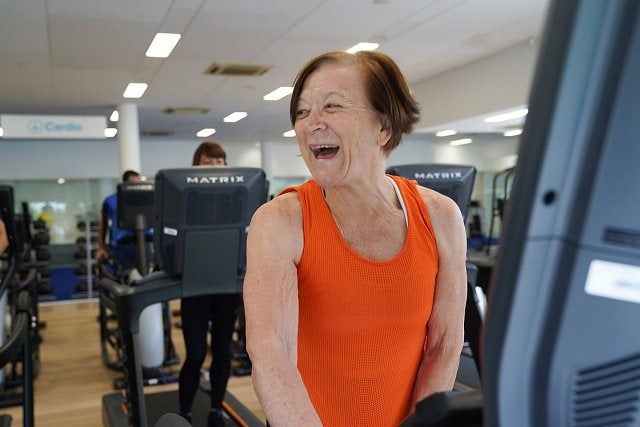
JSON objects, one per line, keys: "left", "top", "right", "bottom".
{"left": 346, "top": 42, "right": 380, "bottom": 53}
{"left": 503, "top": 129, "right": 523, "bottom": 137}
{"left": 484, "top": 108, "right": 528, "bottom": 123}
{"left": 450, "top": 138, "right": 473, "bottom": 146}
{"left": 123, "top": 83, "right": 148, "bottom": 99}
{"left": 264, "top": 87, "right": 293, "bottom": 101}
{"left": 435, "top": 129, "right": 457, "bottom": 137}
{"left": 223, "top": 112, "right": 248, "bottom": 123}
{"left": 146, "top": 33, "right": 181, "bottom": 58}
{"left": 197, "top": 128, "right": 216, "bottom": 137}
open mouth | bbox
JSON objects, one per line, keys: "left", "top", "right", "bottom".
{"left": 311, "top": 145, "right": 340, "bottom": 159}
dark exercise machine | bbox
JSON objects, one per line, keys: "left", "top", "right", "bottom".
{"left": 101, "top": 167, "right": 269, "bottom": 427}
{"left": 386, "top": 164, "right": 484, "bottom": 390}
{"left": 0, "top": 186, "right": 35, "bottom": 427}
{"left": 402, "top": 0, "right": 640, "bottom": 425}
{"left": 485, "top": 166, "right": 514, "bottom": 255}
{"left": 99, "top": 181, "right": 180, "bottom": 389}
{"left": 386, "top": 163, "right": 476, "bottom": 221}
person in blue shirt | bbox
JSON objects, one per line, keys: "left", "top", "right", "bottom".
{"left": 94, "top": 170, "right": 142, "bottom": 271}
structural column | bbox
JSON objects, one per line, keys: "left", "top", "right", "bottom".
{"left": 259, "top": 141, "right": 273, "bottom": 183}
{"left": 117, "top": 103, "right": 142, "bottom": 177}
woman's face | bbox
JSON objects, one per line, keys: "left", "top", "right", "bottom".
{"left": 293, "top": 63, "right": 390, "bottom": 189}
{"left": 198, "top": 154, "right": 225, "bottom": 166}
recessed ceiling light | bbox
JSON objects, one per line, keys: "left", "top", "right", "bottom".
{"left": 264, "top": 87, "right": 294, "bottom": 101}
{"left": 197, "top": 128, "right": 216, "bottom": 137}
{"left": 123, "top": 83, "right": 148, "bottom": 99}
{"left": 110, "top": 110, "right": 119, "bottom": 122}
{"left": 484, "top": 108, "right": 528, "bottom": 123}
{"left": 224, "top": 112, "right": 248, "bottom": 123}
{"left": 503, "top": 129, "right": 523, "bottom": 137}
{"left": 105, "top": 128, "right": 118, "bottom": 138}
{"left": 146, "top": 33, "right": 181, "bottom": 58}
{"left": 435, "top": 129, "right": 457, "bottom": 137}
{"left": 57, "top": 178, "right": 66, "bottom": 184}
{"left": 283, "top": 129, "right": 296, "bottom": 137}
{"left": 346, "top": 42, "right": 380, "bottom": 54}
{"left": 450, "top": 138, "right": 473, "bottom": 146}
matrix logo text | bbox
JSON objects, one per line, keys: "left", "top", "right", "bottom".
{"left": 414, "top": 172, "right": 463, "bottom": 180}
{"left": 186, "top": 176, "right": 245, "bottom": 184}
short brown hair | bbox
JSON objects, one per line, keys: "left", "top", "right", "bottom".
{"left": 122, "top": 170, "right": 140, "bottom": 182}
{"left": 289, "top": 51, "right": 420, "bottom": 154}
{"left": 192, "top": 141, "right": 227, "bottom": 166}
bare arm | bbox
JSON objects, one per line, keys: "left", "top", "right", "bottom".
{"left": 412, "top": 189, "right": 468, "bottom": 407}
{"left": 0, "top": 219, "right": 8, "bottom": 255}
{"left": 243, "top": 194, "right": 322, "bottom": 426}
{"left": 95, "top": 203, "right": 109, "bottom": 261}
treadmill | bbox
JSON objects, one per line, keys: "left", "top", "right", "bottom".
{"left": 101, "top": 167, "right": 269, "bottom": 427}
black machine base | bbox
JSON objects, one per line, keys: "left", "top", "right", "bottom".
{"left": 102, "top": 388, "right": 264, "bottom": 427}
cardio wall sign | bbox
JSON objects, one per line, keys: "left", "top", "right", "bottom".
{"left": 0, "top": 114, "right": 106, "bottom": 139}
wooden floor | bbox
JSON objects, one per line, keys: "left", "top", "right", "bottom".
{"left": 1, "top": 299, "right": 266, "bottom": 427}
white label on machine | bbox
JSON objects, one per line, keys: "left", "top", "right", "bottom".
{"left": 163, "top": 227, "right": 178, "bottom": 236}
{"left": 585, "top": 259, "right": 640, "bottom": 304}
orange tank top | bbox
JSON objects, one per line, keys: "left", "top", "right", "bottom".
{"left": 282, "top": 175, "right": 439, "bottom": 426}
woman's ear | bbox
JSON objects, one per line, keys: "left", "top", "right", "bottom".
{"left": 378, "top": 115, "right": 392, "bottom": 147}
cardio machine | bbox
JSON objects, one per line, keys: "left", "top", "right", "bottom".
{"left": 0, "top": 186, "right": 35, "bottom": 427}
{"left": 101, "top": 166, "right": 269, "bottom": 427}
{"left": 402, "top": 0, "right": 640, "bottom": 425}
{"left": 98, "top": 181, "right": 180, "bottom": 388}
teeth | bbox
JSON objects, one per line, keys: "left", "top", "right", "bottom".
{"left": 311, "top": 144, "right": 339, "bottom": 158}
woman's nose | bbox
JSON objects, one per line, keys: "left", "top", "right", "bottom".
{"left": 306, "top": 108, "right": 326, "bottom": 133}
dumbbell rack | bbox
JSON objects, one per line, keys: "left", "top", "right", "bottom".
{"left": 73, "top": 219, "right": 99, "bottom": 298}
{"left": 30, "top": 219, "right": 55, "bottom": 301}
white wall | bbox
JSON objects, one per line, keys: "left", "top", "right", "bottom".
{"left": 138, "top": 139, "right": 262, "bottom": 178}
{"left": 0, "top": 134, "right": 520, "bottom": 181}
{"left": 1, "top": 139, "right": 119, "bottom": 180}
{"left": 0, "top": 138, "right": 262, "bottom": 181}
{"left": 260, "top": 140, "right": 310, "bottom": 179}
{"left": 385, "top": 136, "right": 437, "bottom": 168}
{"left": 412, "top": 40, "right": 539, "bottom": 129}
{"left": 432, "top": 137, "right": 519, "bottom": 171}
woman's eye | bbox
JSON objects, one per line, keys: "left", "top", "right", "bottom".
{"left": 296, "top": 109, "right": 309, "bottom": 118}
{"left": 325, "top": 103, "right": 340, "bottom": 110}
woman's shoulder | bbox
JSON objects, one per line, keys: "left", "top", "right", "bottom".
{"left": 415, "top": 185, "right": 464, "bottom": 233}
{"left": 251, "top": 191, "right": 302, "bottom": 231}
{"left": 415, "top": 185, "right": 459, "bottom": 213}
{"left": 415, "top": 185, "right": 466, "bottom": 260}
{"left": 248, "top": 189, "right": 304, "bottom": 264}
